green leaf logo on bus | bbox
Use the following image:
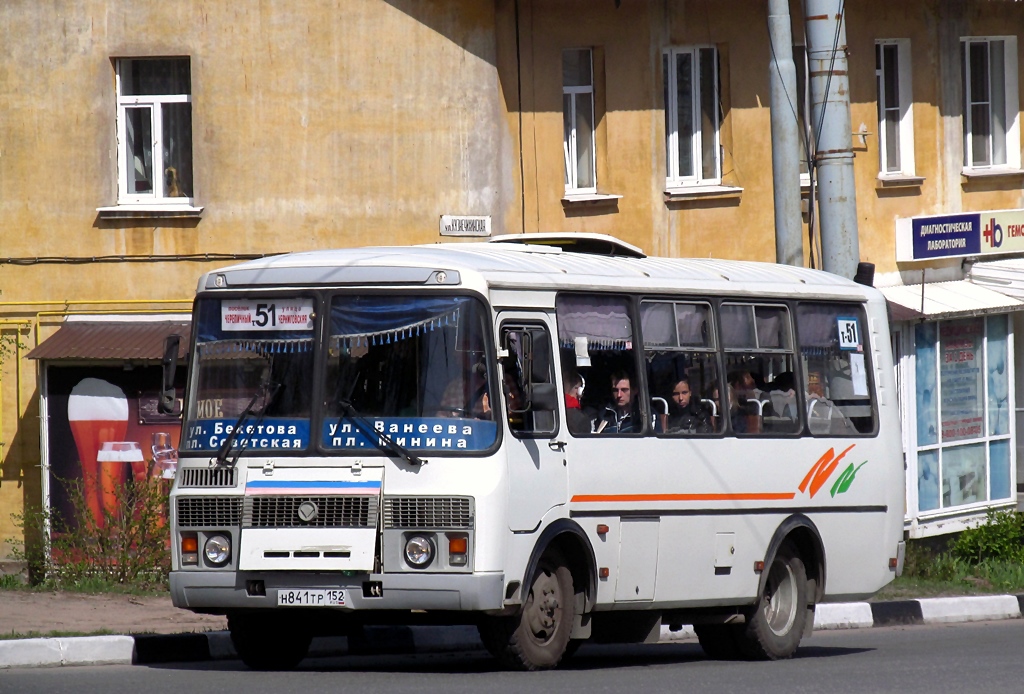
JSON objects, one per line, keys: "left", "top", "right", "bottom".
{"left": 799, "top": 444, "right": 866, "bottom": 499}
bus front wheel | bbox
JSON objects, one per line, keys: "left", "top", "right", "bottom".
{"left": 228, "top": 612, "right": 312, "bottom": 671}
{"left": 736, "top": 542, "right": 808, "bottom": 660}
{"left": 478, "top": 551, "right": 576, "bottom": 670}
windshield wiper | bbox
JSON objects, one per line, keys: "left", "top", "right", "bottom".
{"left": 336, "top": 399, "right": 426, "bottom": 467}
{"left": 215, "top": 376, "right": 281, "bottom": 468}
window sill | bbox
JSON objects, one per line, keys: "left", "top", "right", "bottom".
{"left": 561, "top": 193, "right": 622, "bottom": 207}
{"left": 960, "top": 167, "right": 1024, "bottom": 181}
{"left": 876, "top": 175, "right": 925, "bottom": 189}
{"left": 97, "top": 204, "right": 204, "bottom": 219}
{"left": 664, "top": 185, "right": 742, "bottom": 201}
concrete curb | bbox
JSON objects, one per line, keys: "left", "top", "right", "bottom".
{"left": 2, "top": 594, "right": 1022, "bottom": 669}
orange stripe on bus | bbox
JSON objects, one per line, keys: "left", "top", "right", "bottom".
{"left": 570, "top": 492, "right": 797, "bottom": 503}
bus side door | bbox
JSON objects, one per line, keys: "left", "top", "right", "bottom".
{"left": 497, "top": 314, "right": 567, "bottom": 532}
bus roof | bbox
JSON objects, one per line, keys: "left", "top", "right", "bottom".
{"left": 198, "top": 236, "right": 877, "bottom": 301}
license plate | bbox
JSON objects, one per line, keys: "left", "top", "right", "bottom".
{"left": 277, "top": 589, "right": 346, "bottom": 607}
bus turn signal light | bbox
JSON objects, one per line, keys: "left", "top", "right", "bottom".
{"left": 596, "top": 524, "right": 609, "bottom": 535}
{"left": 448, "top": 536, "right": 468, "bottom": 566}
{"left": 181, "top": 534, "right": 198, "bottom": 565}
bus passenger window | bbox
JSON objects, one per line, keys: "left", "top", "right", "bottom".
{"left": 556, "top": 294, "right": 641, "bottom": 436}
{"left": 796, "top": 303, "right": 875, "bottom": 436}
{"left": 720, "top": 303, "right": 800, "bottom": 436}
{"left": 640, "top": 300, "right": 720, "bottom": 436}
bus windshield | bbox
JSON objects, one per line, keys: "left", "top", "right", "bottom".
{"left": 182, "top": 297, "right": 316, "bottom": 454}
{"left": 322, "top": 294, "right": 497, "bottom": 453}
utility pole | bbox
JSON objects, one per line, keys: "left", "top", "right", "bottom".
{"left": 768, "top": 0, "right": 803, "bottom": 268}
{"left": 804, "top": 0, "right": 859, "bottom": 279}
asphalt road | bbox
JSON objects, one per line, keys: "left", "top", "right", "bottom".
{"left": 2, "top": 620, "right": 1021, "bottom": 694}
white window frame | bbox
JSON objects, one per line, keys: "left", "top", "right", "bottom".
{"left": 961, "top": 36, "right": 1020, "bottom": 172}
{"left": 115, "top": 59, "right": 194, "bottom": 206}
{"left": 562, "top": 48, "right": 597, "bottom": 195}
{"left": 876, "top": 39, "right": 916, "bottom": 178}
{"left": 664, "top": 45, "right": 721, "bottom": 188}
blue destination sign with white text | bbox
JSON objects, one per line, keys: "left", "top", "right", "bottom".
{"left": 323, "top": 417, "right": 498, "bottom": 452}
{"left": 183, "top": 418, "right": 311, "bottom": 452}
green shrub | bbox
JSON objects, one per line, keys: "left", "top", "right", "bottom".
{"left": 949, "top": 509, "right": 1024, "bottom": 565}
{"left": 7, "top": 474, "right": 170, "bottom": 591}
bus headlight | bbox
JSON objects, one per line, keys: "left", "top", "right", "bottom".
{"left": 204, "top": 534, "right": 231, "bottom": 566}
{"left": 404, "top": 535, "right": 435, "bottom": 568}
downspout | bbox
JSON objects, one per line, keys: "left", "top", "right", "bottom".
{"left": 768, "top": 0, "right": 803, "bottom": 267}
{"left": 804, "top": 0, "right": 860, "bottom": 279}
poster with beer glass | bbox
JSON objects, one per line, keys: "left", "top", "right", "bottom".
{"left": 46, "top": 367, "right": 183, "bottom": 531}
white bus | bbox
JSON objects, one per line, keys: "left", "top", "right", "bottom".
{"left": 165, "top": 233, "right": 905, "bottom": 670}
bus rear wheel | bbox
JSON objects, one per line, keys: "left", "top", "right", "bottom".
{"left": 735, "top": 543, "right": 808, "bottom": 660}
{"left": 478, "top": 551, "right": 576, "bottom": 670}
{"left": 228, "top": 612, "right": 312, "bottom": 671}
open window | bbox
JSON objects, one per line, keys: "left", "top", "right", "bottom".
{"left": 556, "top": 294, "right": 641, "bottom": 436}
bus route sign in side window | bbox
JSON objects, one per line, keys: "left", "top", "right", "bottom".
{"left": 322, "top": 295, "right": 498, "bottom": 453}
{"left": 182, "top": 297, "right": 316, "bottom": 454}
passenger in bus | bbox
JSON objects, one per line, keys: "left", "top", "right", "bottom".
{"left": 766, "top": 371, "right": 798, "bottom": 420}
{"left": 595, "top": 371, "right": 639, "bottom": 434}
{"left": 805, "top": 370, "right": 856, "bottom": 434}
{"left": 562, "top": 369, "right": 592, "bottom": 435}
{"left": 666, "top": 377, "right": 713, "bottom": 434}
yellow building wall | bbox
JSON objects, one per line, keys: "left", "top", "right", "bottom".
{"left": 1, "top": 0, "right": 1023, "bottom": 558}
{"left": 0, "top": 0, "right": 515, "bottom": 560}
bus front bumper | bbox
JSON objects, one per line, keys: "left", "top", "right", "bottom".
{"left": 170, "top": 570, "right": 506, "bottom": 613}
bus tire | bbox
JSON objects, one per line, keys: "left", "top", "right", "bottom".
{"left": 478, "top": 551, "right": 575, "bottom": 670}
{"left": 228, "top": 612, "right": 312, "bottom": 671}
{"left": 735, "top": 542, "right": 808, "bottom": 660}
{"left": 693, "top": 624, "right": 741, "bottom": 660}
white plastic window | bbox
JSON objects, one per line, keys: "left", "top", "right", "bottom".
{"left": 563, "top": 49, "right": 596, "bottom": 194}
{"left": 961, "top": 37, "right": 1020, "bottom": 171}
{"left": 663, "top": 46, "right": 721, "bottom": 187}
{"left": 116, "top": 58, "right": 194, "bottom": 204}
{"left": 876, "top": 40, "right": 916, "bottom": 177}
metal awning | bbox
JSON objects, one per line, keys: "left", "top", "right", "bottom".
{"left": 27, "top": 320, "right": 190, "bottom": 361}
{"left": 880, "top": 280, "right": 1023, "bottom": 321}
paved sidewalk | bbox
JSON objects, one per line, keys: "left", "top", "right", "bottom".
{"left": 2, "top": 592, "right": 1022, "bottom": 670}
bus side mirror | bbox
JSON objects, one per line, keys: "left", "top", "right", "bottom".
{"left": 528, "top": 382, "right": 558, "bottom": 411}
{"left": 159, "top": 335, "right": 180, "bottom": 415}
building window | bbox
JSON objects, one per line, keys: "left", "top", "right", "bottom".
{"left": 663, "top": 46, "right": 720, "bottom": 187}
{"left": 563, "top": 49, "right": 596, "bottom": 194}
{"left": 876, "top": 40, "right": 915, "bottom": 177}
{"left": 914, "top": 315, "right": 1013, "bottom": 513}
{"left": 116, "top": 58, "right": 194, "bottom": 204}
{"left": 961, "top": 38, "right": 1020, "bottom": 170}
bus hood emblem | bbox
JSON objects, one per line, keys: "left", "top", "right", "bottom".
{"left": 297, "top": 501, "right": 319, "bottom": 522}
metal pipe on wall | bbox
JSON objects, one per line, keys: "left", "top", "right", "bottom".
{"left": 804, "top": 0, "right": 860, "bottom": 279}
{"left": 768, "top": 0, "right": 804, "bottom": 267}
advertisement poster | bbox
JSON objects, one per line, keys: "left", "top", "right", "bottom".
{"left": 939, "top": 319, "right": 984, "bottom": 443}
{"left": 46, "top": 367, "right": 182, "bottom": 530}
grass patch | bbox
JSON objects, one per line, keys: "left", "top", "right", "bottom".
{"left": 0, "top": 628, "right": 116, "bottom": 641}
{"left": 873, "top": 510, "right": 1024, "bottom": 600}
{"left": 0, "top": 573, "right": 23, "bottom": 590}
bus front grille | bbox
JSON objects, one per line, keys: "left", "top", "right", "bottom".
{"left": 383, "top": 497, "right": 474, "bottom": 530}
{"left": 179, "top": 467, "right": 237, "bottom": 488}
{"left": 244, "top": 496, "right": 378, "bottom": 528}
{"left": 176, "top": 497, "right": 243, "bottom": 528}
